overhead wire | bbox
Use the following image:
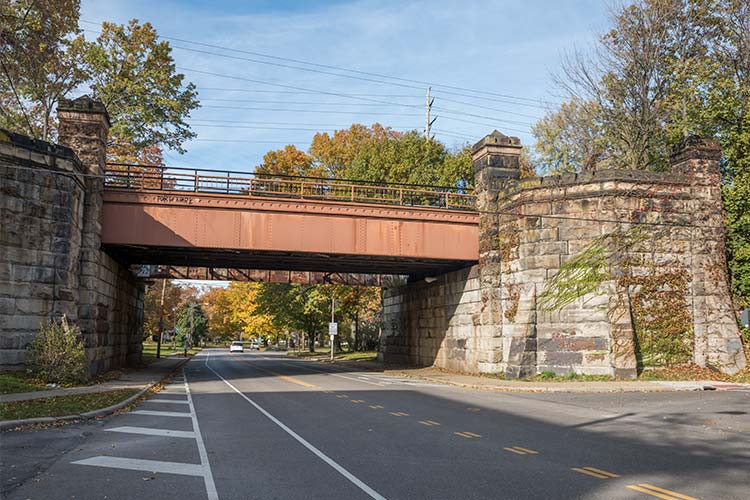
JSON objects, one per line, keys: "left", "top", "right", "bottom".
{"left": 80, "top": 20, "right": 557, "bottom": 107}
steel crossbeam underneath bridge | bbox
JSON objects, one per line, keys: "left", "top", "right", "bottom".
{"left": 102, "top": 169, "right": 479, "bottom": 276}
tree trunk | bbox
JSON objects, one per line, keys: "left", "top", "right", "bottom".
{"left": 353, "top": 310, "right": 360, "bottom": 351}
{"left": 308, "top": 331, "right": 315, "bottom": 353}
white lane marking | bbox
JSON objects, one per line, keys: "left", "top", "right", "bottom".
{"left": 205, "top": 350, "right": 387, "bottom": 500}
{"left": 185, "top": 367, "right": 219, "bottom": 500}
{"left": 72, "top": 456, "right": 204, "bottom": 476}
{"left": 130, "top": 410, "right": 192, "bottom": 418}
{"left": 147, "top": 398, "right": 189, "bottom": 404}
{"left": 105, "top": 426, "right": 196, "bottom": 439}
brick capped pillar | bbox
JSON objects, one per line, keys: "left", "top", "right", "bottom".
{"left": 471, "top": 131, "right": 533, "bottom": 376}
{"left": 57, "top": 96, "right": 112, "bottom": 372}
{"left": 671, "top": 137, "right": 747, "bottom": 373}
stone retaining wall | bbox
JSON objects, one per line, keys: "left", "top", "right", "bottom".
{"left": 381, "top": 132, "right": 747, "bottom": 378}
{"left": 0, "top": 96, "right": 143, "bottom": 373}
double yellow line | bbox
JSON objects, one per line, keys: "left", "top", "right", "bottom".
{"left": 626, "top": 484, "right": 698, "bottom": 500}
{"left": 504, "top": 446, "right": 538, "bottom": 455}
{"left": 230, "top": 353, "right": 318, "bottom": 389}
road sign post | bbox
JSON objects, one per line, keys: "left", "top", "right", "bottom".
{"left": 741, "top": 308, "right": 750, "bottom": 329}
{"left": 328, "top": 322, "right": 338, "bottom": 361}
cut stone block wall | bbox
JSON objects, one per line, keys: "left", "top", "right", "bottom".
{"left": 0, "top": 98, "right": 143, "bottom": 373}
{"left": 381, "top": 132, "right": 747, "bottom": 378}
{"left": 381, "top": 267, "right": 482, "bottom": 370}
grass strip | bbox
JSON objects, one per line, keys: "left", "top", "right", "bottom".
{"left": 0, "top": 372, "right": 50, "bottom": 395}
{"left": 0, "top": 389, "right": 139, "bottom": 421}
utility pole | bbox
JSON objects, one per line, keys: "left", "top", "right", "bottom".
{"left": 330, "top": 295, "right": 335, "bottom": 362}
{"left": 156, "top": 279, "right": 166, "bottom": 359}
{"left": 424, "top": 86, "right": 436, "bottom": 138}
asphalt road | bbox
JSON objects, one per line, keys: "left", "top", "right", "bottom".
{"left": 2, "top": 349, "right": 749, "bottom": 500}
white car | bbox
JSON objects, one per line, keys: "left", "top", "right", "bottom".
{"left": 229, "top": 341, "right": 244, "bottom": 352}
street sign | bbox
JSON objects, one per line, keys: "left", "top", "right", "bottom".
{"left": 328, "top": 322, "right": 338, "bottom": 336}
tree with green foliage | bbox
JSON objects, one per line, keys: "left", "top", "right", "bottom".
{"left": 175, "top": 302, "right": 208, "bottom": 347}
{"left": 85, "top": 19, "right": 199, "bottom": 155}
{"left": 0, "top": 0, "right": 89, "bottom": 140}
{"left": 1, "top": 2, "right": 198, "bottom": 158}
{"left": 255, "top": 284, "right": 331, "bottom": 352}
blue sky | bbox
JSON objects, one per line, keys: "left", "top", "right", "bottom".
{"left": 80, "top": 0, "right": 610, "bottom": 172}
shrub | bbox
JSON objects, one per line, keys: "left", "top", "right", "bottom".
{"left": 538, "top": 370, "right": 556, "bottom": 380}
{"left": 26, "top": 316, "right": 89, "bottom": 385}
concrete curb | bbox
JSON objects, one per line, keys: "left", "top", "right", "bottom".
{"left": 289, "top": 355, "right": 748, "bottom": 393}
{"left": 0, "top": 357, "right": 192, "bottom": 432}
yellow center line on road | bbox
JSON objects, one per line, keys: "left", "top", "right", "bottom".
{"left": 454, "top": 431, "right": 481, "bottom": 438}
{"left": 350, "top": 400, "right": 365, "bottom": 403}
{"left": 231, "top": 353, "right": 318, "bottom": 389}
{"left": 571, "top": 468, "right": 611, "bottom": 479}
{"left": 503, "top": 447, "right": 528, "bottom": 455}
{"left": 389, "top": 412, "right": 409, "bottom": 417}
{"left": 418, "top": 420, "right": 441, "bottom": 426}
{"left": 507, "top": 446, "right": 538, "bottom": 455}
{"left": 627, "top": 484, "right": 698, "bottom": 500}
{"left": 368, "top": 405, "right": 384, "bottom": 409}
{"left": 582, "top": 467, "right": 618, "bottom": 478}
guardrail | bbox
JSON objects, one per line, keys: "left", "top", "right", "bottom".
{"left": 104, "top": 164, "right": 477, "bottom": 211}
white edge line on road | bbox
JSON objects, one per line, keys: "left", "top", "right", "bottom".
{"left": 205, "top": 350, "right": 388, "bottom": 500}
{"left": 71, "top": 456, "right": 203, "bottom": 476}
{"left": 185, "top": 362, "right": 220, "bottom": 500}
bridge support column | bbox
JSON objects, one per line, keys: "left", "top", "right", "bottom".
{"left": 58, "top": 96, "right": 143, "bottom": 373}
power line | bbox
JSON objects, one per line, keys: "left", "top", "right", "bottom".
{"left": 200, "top": 98, "right": 420, "bottom": 107}
{"left": 438, "top": 115, "right": 530, "bottom": 135}
{"left": 200, "top": 104, "right": 421, "bottom": 116}
{"left": 436, "top": 96, "right": 542, "bottom": 120}
{"left": 178, "top": 67, "right": 420, "bottom": 108}
{"left": 80, "top": 20, "right": 557, "bottom": 107}
{"left": 198, "top": 87, "right": 423, "bottom": 98}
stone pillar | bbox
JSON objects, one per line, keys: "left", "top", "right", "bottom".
{"left": 57, "top": 96, "right": 112, "bottom": 372}
{"left": 671, "top": 137, "right": 747, "bottom": 373}
{"left": 471, "top": 131, "right": 530, "bottom": 375}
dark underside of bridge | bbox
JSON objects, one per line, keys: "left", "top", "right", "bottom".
{"left": 104, "top": 244, "right": 477, "bottom": 278}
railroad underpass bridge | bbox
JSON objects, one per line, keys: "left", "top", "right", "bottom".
{"left": 2, "top": 96, "right": 746, "bottom": 378}
{"left": 101, "top": 166, "right": 479, "bottom": 280}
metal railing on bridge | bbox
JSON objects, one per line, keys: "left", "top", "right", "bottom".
{"left": 104, "top": 164, "right": 477, "bottom": 211}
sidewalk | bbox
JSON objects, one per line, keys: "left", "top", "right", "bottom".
{"left": 301, "top": 356, "right": 750, "bottom": 393}
{"left": 0, "top": 356, "right": 189, "bottom": 404}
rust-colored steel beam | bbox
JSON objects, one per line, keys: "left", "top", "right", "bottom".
{"left": 102, "top": 190, "right": 479, "bottom": 268}
{"left": 135, "top": 265, "right": 387, "bottom": 286}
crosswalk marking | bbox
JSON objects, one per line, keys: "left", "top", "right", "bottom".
{"left": 147, "top": 399, "right": 189, "bottom": 404}
{"left": 130, "top": 410, "right": 192, "bottom": 418}
{"left": 72, "top": 456, "right": 204, "bottom": 476}
{"left": 105, "top": 426, "right": 196, "bottom": 439}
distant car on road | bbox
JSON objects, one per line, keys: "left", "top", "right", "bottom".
{"left": 229, "top": 341, "right": 244, "bottom": 352}
{"left": 249, "top": 341, "right": 260, "bottom": 350}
